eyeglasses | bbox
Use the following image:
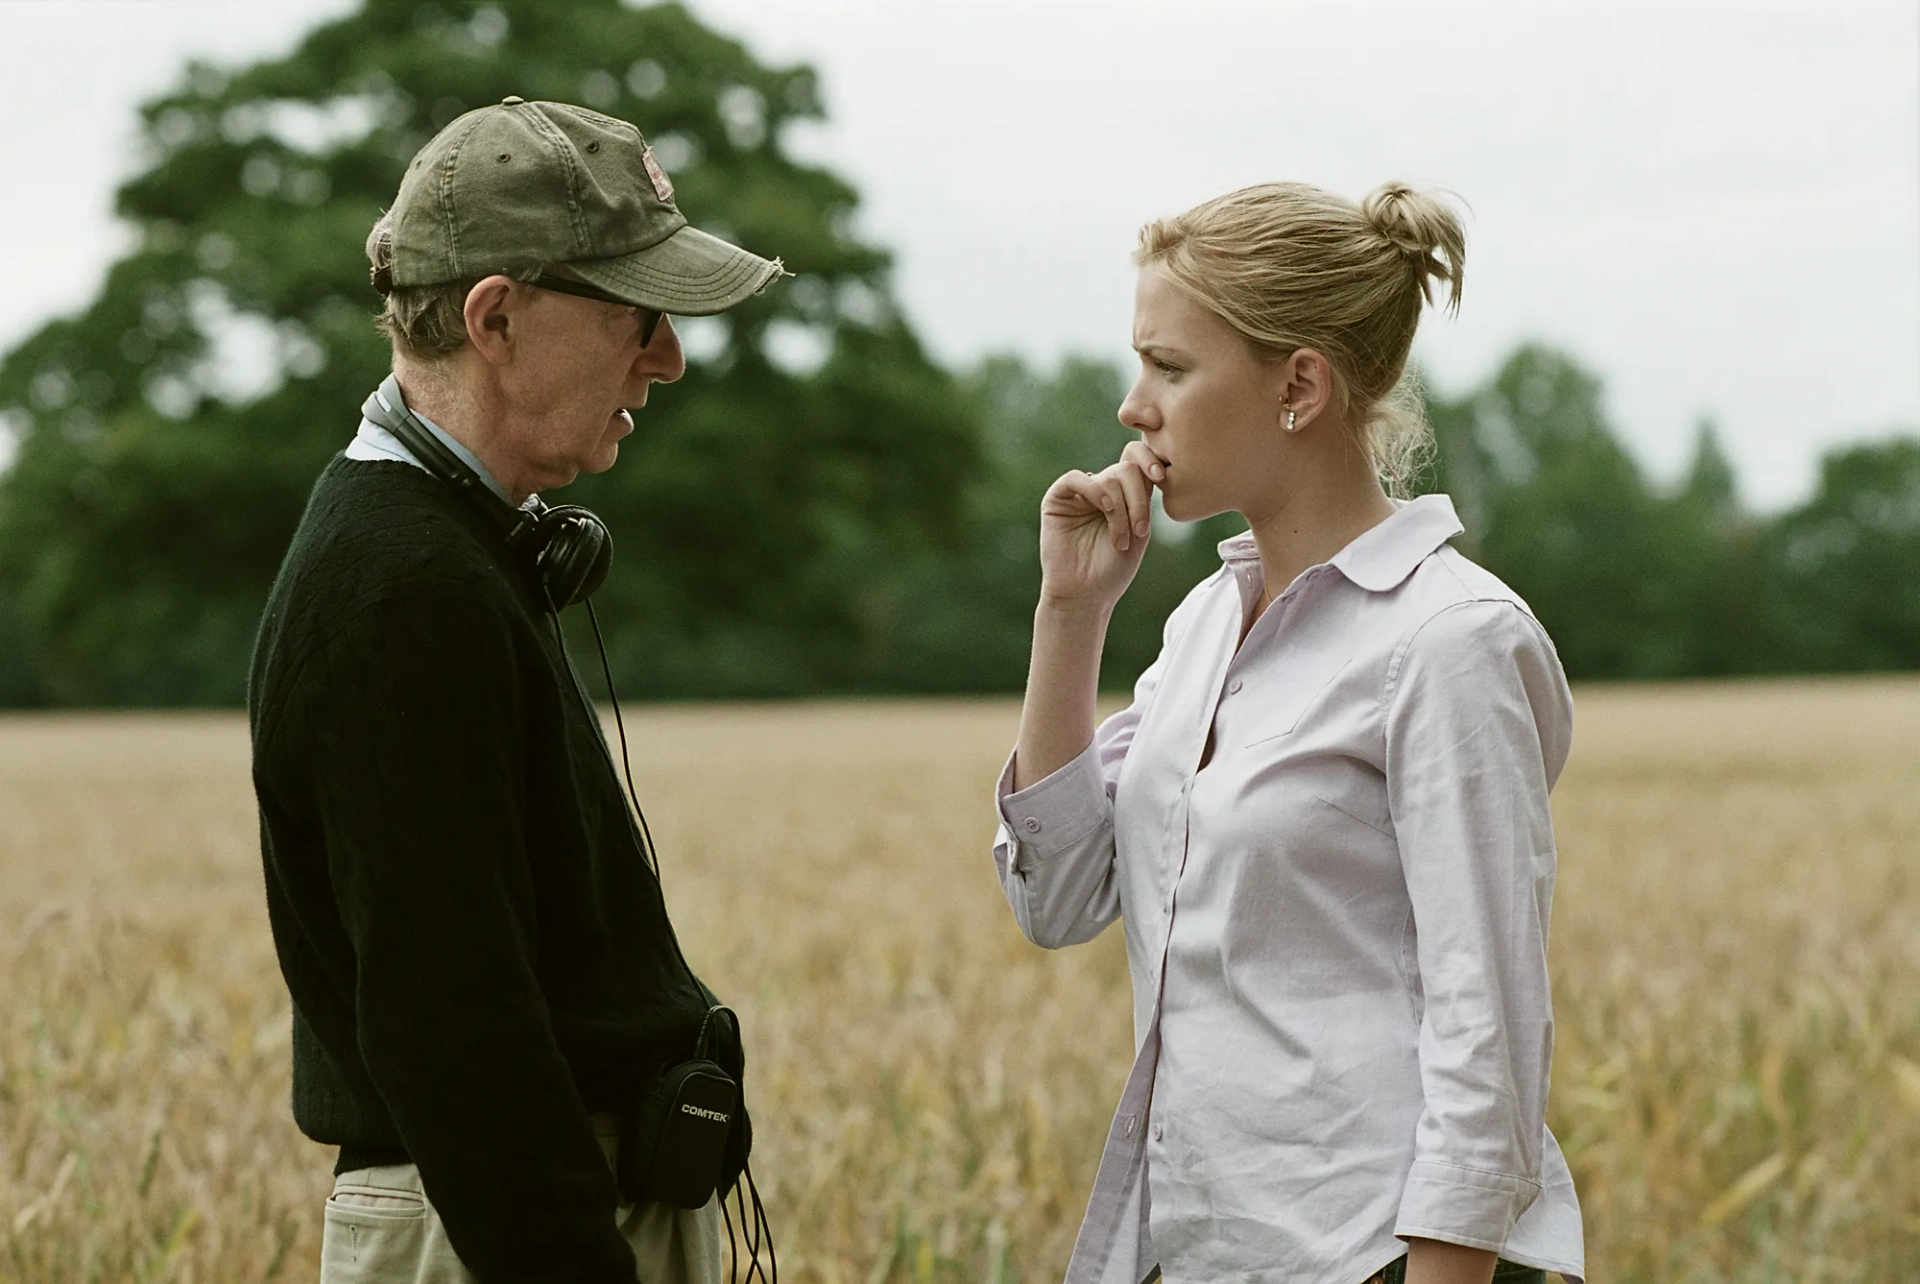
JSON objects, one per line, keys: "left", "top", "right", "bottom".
{"left": 530, "top": 274, "right": 666, "bottom": 348}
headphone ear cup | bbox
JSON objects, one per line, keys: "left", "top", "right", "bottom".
{"left": 571, "top": 522, "right": 614, "bottom": 603}
{"left": 533, "top": 505, "right": 614, "bottom": 608}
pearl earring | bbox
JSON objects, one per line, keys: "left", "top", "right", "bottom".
{"left": 1282, "top": 402, "right": 1298, "bottom": 433}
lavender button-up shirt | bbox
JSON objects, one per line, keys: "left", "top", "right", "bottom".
{"left": 993, "top": 495, "right": 1585, "bottom": 1284}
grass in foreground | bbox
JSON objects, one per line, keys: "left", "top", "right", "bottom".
{"left": 2, "top": 683, "right": 1918, "bottom": 1281}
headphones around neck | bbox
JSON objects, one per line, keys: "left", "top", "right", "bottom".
{"left": 360, "top": 375, "right": 613, "bottom": 612}
{"left": 362, "top": 383, "right": 774, "bottom": 1272}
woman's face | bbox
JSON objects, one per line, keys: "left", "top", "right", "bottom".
{"left": 1117, "top": 266, "right": 1293, "bottom": 524}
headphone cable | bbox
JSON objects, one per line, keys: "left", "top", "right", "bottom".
{"left": 584, "top": 598, "right": 660, "bottom": 880}
{"left": 578, "top": 601, "right": 776, "bottom": 1281}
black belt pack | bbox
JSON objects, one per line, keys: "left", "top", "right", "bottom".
{"left": 617, "top": 1005, "right": 751, "bottom": 1209}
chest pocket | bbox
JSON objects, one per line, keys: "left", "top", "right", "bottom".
{"left": 1239, "top": 658, "right": 1350, "bottom": 746}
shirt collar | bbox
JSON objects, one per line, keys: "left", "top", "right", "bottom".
{"left": 1216, "top": 493, "right": 1465, "bottom": 594}
{"left": 353, "top": 408, "right": 514, "bottom": 505}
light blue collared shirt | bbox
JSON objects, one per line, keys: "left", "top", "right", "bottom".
{"left": 345, "top": 403, "right": 517, "bottom": 505}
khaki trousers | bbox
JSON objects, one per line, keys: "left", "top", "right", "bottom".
{"left": 318, "top": 1117, "right": 723, "bottom": 1284}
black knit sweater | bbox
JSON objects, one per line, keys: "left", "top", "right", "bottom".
{"left": 249, "top": 455, "right": 712, "bottom": 1282}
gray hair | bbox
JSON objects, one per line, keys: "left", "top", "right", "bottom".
{"left": 364, "top": 211, "right": 540, "bottom": 360}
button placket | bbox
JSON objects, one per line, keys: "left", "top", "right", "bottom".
{"left": 1148, "top": 587, "right": 1235, "bottom": 1073}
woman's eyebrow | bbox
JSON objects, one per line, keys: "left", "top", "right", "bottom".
{"left": 1135, "top": 341, "right": 1187, "bottom": 360}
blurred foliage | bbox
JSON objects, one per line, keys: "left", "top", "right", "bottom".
{"left": 1423, "top": 344, "right": 1915, "bottom": 680}
{"left": 0, "top": 1, "right": 1917, "bottom": 706}
{"left": 839, "top": 355, "right": 1244, "bottom": 696}
{"left": 1762, "top": 438, "right": 1920, "bottom": 671}
{"left": 0, "top": 0, "right": 972, "bottom": 704}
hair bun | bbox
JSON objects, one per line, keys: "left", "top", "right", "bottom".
{"left": 1361, "top": 182, "right": 1466, "bottom": 314}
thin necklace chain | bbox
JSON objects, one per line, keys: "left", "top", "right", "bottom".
{"left": 1250, "top": 581, "right": 1277, "bottom": 627}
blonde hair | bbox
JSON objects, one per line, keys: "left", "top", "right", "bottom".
{"left": 1134, "top": 181, "right": 1465, "bottom": 495}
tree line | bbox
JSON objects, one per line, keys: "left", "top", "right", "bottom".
{"left": 1, "top": 0, "right": 1915, "bottom": 706}
{"left": 860, "top": 349, "right": 1920, "bottom": 696}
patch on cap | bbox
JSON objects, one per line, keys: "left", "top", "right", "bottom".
{"left": 641, "top": 147, "right": 675, "bottom": 205}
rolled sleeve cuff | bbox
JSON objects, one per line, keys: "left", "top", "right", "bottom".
{"left": 1394, "top": 1159, "right": 1540, "bottom": 1253}
{"left": 994, "top": 741, "right": 1110, "bottom": 872}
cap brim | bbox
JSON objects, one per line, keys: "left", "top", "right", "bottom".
{"left": 568, "top": 225, "right": 784, "bottom": 316}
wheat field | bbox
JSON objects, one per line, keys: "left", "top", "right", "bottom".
{"left": 2, "top": 682, "right": 1918, "bottom": 1283}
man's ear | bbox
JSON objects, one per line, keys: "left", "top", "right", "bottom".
{"left": 1278, "top": 348, "right": 1336, "bottom": 432}
{"left": 463, "top": 276, "right": 519, "bottom": 366}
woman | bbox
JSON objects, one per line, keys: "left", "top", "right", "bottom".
{"left": 992, "top": 183, "right": 1584, "bottom": 1284}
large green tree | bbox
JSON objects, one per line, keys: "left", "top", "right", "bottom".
{"left": 0, "top": 0, "right": 974, "bottom": 704}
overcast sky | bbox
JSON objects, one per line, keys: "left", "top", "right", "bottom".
{"left": 5, "top": 0, "right": 1917, "bottom": 509}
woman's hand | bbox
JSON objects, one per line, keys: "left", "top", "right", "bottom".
{"left": 1038, "top": 441, "right": 1165, "bottom": 612}
{"left": 1013, "top": 441, "right": 1164, "bottom": 790}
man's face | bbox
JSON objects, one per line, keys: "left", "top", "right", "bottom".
{"left": 488, "top": 283, "right": 687, "bottom": 494}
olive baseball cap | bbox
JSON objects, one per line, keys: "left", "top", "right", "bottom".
{"left": 378, "top": 95, "right": 784, "bottom": 314}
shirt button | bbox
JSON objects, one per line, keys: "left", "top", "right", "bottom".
{"left": 1022, "top": 817, "right": 1042, "bottom": 834}
{"left": 1153, "top": 1121, "right": 1165, "bottom": 1141}
{"left": 1227, "top": 678, "right": 1244, "bottom": 695}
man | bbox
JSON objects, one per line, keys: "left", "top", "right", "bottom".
{"left": 249, "top": 96, "right": 783, "bottom": 1282}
